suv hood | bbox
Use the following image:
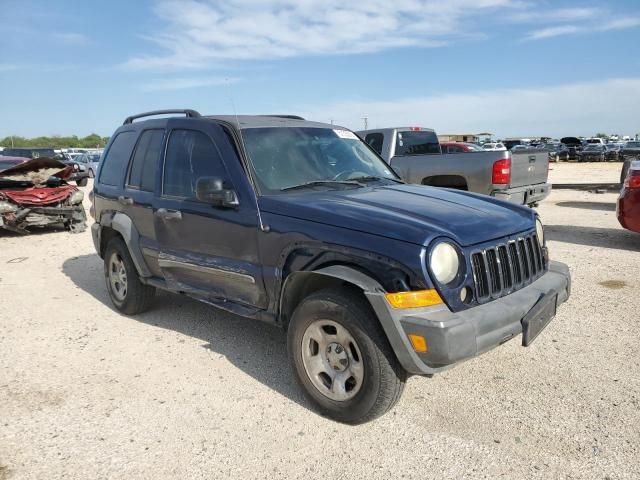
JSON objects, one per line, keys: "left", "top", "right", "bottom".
{"left": 259, "top": 184, "right": 534, "bottom": 247}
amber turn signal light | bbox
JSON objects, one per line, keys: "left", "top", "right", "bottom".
{"left": 408, "top": 334, "right": 428, "bottom": 353}
{"left": 384, "top": 289, "right": 443, "bottom": 309}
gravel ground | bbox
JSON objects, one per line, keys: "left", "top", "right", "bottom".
{"left": 548, "top": 161, "right": 623, "bottom": 184}
{"left": 1, "top": 179, "right": 639, "bottom": 479}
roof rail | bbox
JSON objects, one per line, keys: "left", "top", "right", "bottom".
{"left": 260, "top": 115, "right": 305, "bottom": 120}
{"left": 123, "top": 109, "right": 201, "bottom": 125}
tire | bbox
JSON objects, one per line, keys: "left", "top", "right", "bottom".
{"left": 104, "top": 237, "right": 155, "bottom": 315}
{"left": 553, "top": 154, "right": 559, "bottom": 163}
{"left": 77, "top": 177, "right": 88, "bottom": 187}
{"left": 287, "top": 288, "right": 406, "bottom": 424}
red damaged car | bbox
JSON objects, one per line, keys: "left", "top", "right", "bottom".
{"left": 617, "top": 160, "right": 640, "bottom": 233}
{"left": 0, "top": 157, "right": 87, "bottom": 234}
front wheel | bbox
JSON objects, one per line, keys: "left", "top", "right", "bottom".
{"left": 287, "top": 288, "right": 406, "bottom": 424}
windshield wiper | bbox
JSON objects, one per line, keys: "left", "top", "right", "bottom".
{"left": 280, "top": 180, "right": 364, "bottom": 192}
{"left": 346, "top": 175, "right": 405, "bottom": 184}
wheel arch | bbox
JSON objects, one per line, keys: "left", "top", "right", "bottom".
{"left": 98, "top": 212, "right": 151, "bottom": 277}
{"left": 279, "top": 265, "right": 384, "bottom": 330}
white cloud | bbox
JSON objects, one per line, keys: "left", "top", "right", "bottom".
{"left": 298, "top": 78, "right": 640, "bottom": 138}
{"left": 525, "top": 25, "right": 581, "bottom": 40}
{"left": 525, "top": 15, "right": 640, "bottom": 40}
{"left": 140, "top": 76, "right": 239, "bottom": 91}
{"left": 602, "top": 17, "right": 640, "bottom": 31}
{"left": 508, "top": 7, "right": 599, "bottom": 23}
{"left": 124, "top": 0, "right": 521, "bottom": 70}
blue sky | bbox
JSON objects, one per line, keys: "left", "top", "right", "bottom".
{"left": 1, "top": 0, "right": 639, "bottom": 138}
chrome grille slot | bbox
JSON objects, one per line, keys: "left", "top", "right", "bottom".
{"left": 471, "top": 234, "right": 547, "bottom": 304}
{"left": 486, "top": 249, "right": 500, "bottom": 294}
{"left": 498, "top": 245, "right": 512, "bottom": 290}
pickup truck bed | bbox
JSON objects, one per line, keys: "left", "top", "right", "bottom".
{"left": 358, "top": 127, "right": 551, "bottom": 206}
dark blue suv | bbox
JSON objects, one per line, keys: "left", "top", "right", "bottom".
{"left": 91, "top": 110, "right": 571, "bottom": 423}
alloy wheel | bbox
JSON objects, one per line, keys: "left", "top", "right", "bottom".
{"left": 108, "top": 252, "right": 128, "bottom": 301}
{"left": 301, "top": 319, "right": 364, "bottom": 401}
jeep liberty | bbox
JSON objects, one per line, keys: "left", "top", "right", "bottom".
{"left": 91, "top": 110, "right": 571, "bottom": 424}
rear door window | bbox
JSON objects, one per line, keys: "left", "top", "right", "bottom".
{"left": 364, "top": 133, "right": 384, "bottom": 155}
{"left": 162, "top": 129, "right": 230, "bottom": 199}
{"left": 99, "top": 131, "right": 137, "bottom": 186}
{"left": 395, "top": 131, "right": 441, "bottom": 156}
{"left": 128, "top": 129, "right": 164, "bottom": 192}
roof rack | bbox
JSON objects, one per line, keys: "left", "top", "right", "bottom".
{"left": 260, "top": 115, "right": 305, "bottom": 120}
{"left": 123, "top": 109, "right": 201, "bottom": 125}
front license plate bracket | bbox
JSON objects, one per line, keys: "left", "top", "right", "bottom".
{"left": 521, "top": 292, "right": 557, "bottom": 347}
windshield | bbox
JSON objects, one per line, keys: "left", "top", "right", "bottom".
{"left": 242, "top": 127, "right": 399, "bottom": 194}
{"left": 394, "top": 130, "right": 440, "bottom": 155}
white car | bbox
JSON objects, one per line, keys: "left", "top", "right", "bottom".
{"left": 482, "top": 142, "right": 507, "bottom": 151}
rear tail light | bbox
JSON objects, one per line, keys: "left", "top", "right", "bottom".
{"left": 492, "top": 158, "right": 512, "bottom": 185}
{"left": 624, "top": 169, "right": 640, "bottom": 189}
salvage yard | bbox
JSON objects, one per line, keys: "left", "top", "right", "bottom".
{"left": 1, "top": 165, "right": 639, "bottom": 479}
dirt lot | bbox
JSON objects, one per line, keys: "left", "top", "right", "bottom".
{"left": 1, "top": 172, "right": 639, "bottom": 479}
{"left": 548, "top": 160, "right": 623, "bottom": 184}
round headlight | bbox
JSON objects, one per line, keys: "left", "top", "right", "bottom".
{"left": 430, "top": 242, "right": 460, "bottom": 285}
{"left": 536, "top": 218, "right": 544, "bottom": 245}
{"left": 69, "top": 190, "right": 84, "bottom": 205}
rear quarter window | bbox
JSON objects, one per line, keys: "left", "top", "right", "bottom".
{"left": 99, "top": 131, "right": 137, "bottom": 186}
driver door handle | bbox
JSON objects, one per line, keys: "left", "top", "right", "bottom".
{"left": 155, "top": 208, "right": 182, "bottom": 221}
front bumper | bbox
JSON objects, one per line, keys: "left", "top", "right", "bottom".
{"left": 491, "top": 182, "right": 551, "bottom": 206}
{"left": 0, "top": 205, "right": 86, "bottom": 234}
{"left": 366, "top": 260, "right": 571, "bottom": 375}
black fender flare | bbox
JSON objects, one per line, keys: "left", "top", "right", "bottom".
{"left": 99, "top": 212, "right": 151, "bottom": 277}
{"left": 279, "top": 265, "right": 385, "bottom": 325}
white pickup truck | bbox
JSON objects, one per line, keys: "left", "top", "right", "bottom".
{"left": 357, "top": 127, "right": 551, "bottom": 207}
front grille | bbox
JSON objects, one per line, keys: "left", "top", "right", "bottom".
{"left": 471, "top": 233, "right": 546, "bottom": 303}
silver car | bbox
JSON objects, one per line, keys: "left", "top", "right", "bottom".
{"left": 75, "top": 153, "right": 102, "bottom": 178}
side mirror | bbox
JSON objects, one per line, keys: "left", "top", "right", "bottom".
{"left": 195, "top": 177, "right": 239, "bottom": 208}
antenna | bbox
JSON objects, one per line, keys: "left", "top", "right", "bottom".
{"left": 225, "top": 79, "right": 268, "bottom": 232}
{"left": 362, "top": 116, "right": 368, "bottom": 130}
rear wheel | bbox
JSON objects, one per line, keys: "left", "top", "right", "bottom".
{"left": 104, "top": 237, "right": 155, "bottom": 314}
{"left": 287, "top": 288, "right": 406, "bottom": 424}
